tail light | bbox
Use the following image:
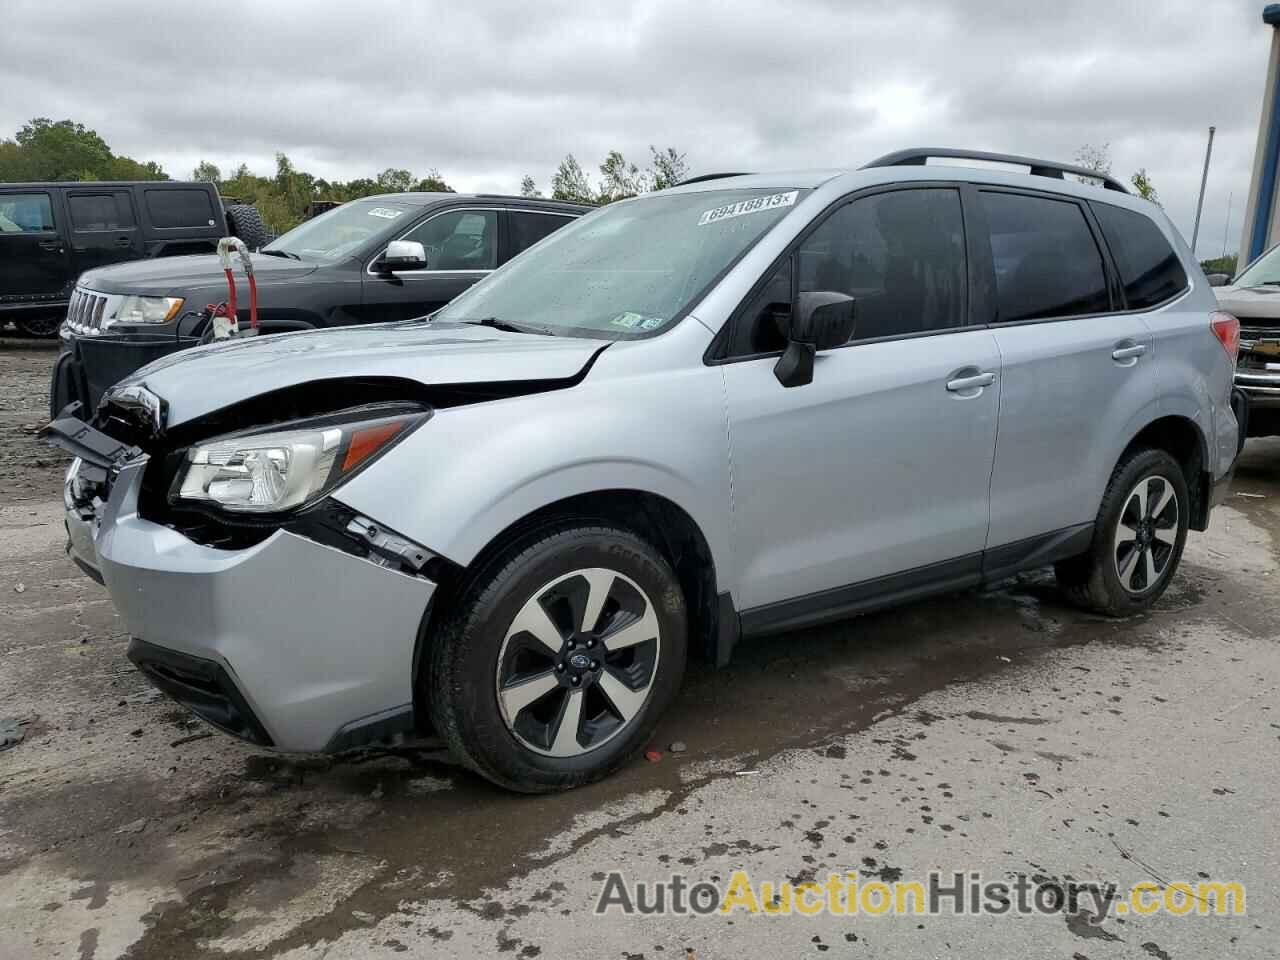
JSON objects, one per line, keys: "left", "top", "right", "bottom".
{"left": 1211, "top": 311, "right": 1240, "bottom": 362}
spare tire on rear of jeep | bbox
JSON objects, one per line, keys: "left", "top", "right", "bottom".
{"left": 225, "top": 204, "right": 270, "bottom": 250}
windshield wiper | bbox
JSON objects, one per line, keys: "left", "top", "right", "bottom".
{"left": 461, "top": 317, "right": 554, "bottom": 336}
{"left": 259, "top": 248, "right": 302, "bottom": 261}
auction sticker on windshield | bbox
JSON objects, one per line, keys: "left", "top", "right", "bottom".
{"left": 367, "top": 207, "right": 404, "bottom": 220}
{"left": 698, "top": 191, "right": 798, "bottom": 227}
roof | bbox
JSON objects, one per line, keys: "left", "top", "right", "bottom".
{"left": 0, "top": 180, "right": 218, "bottom": 190}
{"left": 352, "top": 192, "right": 592, "bottom": 211}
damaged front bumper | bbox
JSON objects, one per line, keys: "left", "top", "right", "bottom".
{"left": 58, "top": 453, "right": 435, "bottom": 753}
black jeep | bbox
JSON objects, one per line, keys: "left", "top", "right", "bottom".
{"left": 49, "top": 193, "right": 589, "bottom": 417}
{"left": 0, "top": 181, "right": 266, "bottom": 337}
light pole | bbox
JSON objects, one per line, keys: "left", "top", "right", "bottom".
{"left": 1191, "top": 126, "right": 1215, "bottom": 254}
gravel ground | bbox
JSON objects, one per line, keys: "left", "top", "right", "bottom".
{"left": 1, "top": 344, "right": 1278, "bottom": 959}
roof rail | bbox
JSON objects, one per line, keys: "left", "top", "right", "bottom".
{"left": 862, "top": 148, "right": 1130, "bottom": 194}
{"left": 674, "top": 172, "right": 754, "bottom": 187}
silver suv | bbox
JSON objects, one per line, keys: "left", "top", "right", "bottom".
{"left": 47, "top": 149, "right": 1244, "bottom": 792}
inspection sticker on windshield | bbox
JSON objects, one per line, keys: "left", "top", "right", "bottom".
{"left": 367, "top": 207, "right": 404, "bottom": 220}
{"left": 698, "top": 190, "right": 797, "bottom": 227}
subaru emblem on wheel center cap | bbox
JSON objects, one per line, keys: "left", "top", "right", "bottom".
{"left": 569, "top": 653, "right": 591, "bottom": 670}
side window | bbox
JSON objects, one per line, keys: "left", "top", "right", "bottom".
{"left": 69, "top": 194, "right": 135, "bottom": 232}
{"left": 979, "top": 192, "right": 1109, "bottom": 323}
{"left": 403, "top": 210, "right": 497, "bottom": 270}
{"left": 508, "top": 211, "right": 574, "bottom": 259}
{"left": 144, "top": 189, "right": 216, "bottom": 229}
{"left": 1091, "top": 203, "right": 1188, "bottom": 310}
{"left": 0, "top": 193, "right": 56, "bottom": 233}
{"left": 732, "top": 188, "right": 966, "bottom": 355}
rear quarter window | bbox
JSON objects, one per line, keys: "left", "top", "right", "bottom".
{"left": 144, "top": 189, "right": 216, "bottom": 229}
{"left": 1092, "top": 202, "right": 1188, "bottom": 310}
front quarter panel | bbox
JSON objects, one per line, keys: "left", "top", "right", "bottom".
{"left": 332, "top": 319, "right": 736, "bottom": 590}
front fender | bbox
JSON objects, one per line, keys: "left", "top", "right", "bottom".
{"left": 331, "top": 356, "right": 735, "bottom": 591}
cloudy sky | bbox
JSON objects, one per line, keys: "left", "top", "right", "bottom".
{"left": 0, "top": 0, "right": 1271, "bottom": 258}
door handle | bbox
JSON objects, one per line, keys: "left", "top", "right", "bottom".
{"left": 114, "top": 237, "right": 132, "bottom": 246}
{"left": 1111, "top": 343, "right": 1147, "bottom": 363}
{"left": 946, "top": 371, "right": 996, "bottom": 392}
{"left": 38, "top": 240, "right": 62, "bottom": 252}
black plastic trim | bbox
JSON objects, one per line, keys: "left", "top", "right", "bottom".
{"left": 980, "top": 523, "right": 1094, "bottom": 583}
{"left": 127, "top": 637, "right": 273, "bottom": 747}
{"left": 713, "top": 591, "right": 741, "bottom": 667}
{"left": 324, "top": 705, "right": 416, "bottom": 752}
{"left": 739, "top": 553, "right": 984, "bottom": 638}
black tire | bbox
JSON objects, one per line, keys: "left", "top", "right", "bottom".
{"left": 427, "top": 523, "right": 687, "bottom": 793}
{"left": 225, "top": 204, "right": 270, "bottom": 250}
{"left": 1055, "top": 447, "right": 1190, "bottom": 616}
{"left": 16, "top": 312, "right": 61, "bottom": 338}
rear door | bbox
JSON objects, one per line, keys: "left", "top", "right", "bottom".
{"left": 362, "top": 207, "right": 498, "bottom": 322}
{"left": 66, "top": 189, "right": 141, "bottom": 276}
{"left": 975, "top": 188, "right": 1155, "bottom": 553}
{"left": 0, "top": 189, "right": 70, "bottom": 305}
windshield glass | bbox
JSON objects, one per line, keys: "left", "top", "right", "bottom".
{"left": 263, "top": 199, "right": 416, "bottom": 262}
{"left": 433, "top": 188, "right": 807, "bottom": 338}
{"left": 1233, "top": 244, "right": 1280, "bottom": 287}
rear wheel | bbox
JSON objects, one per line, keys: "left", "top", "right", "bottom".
{"left": 427, "top": 523, "right": 686, "bottom": 792}
{"left": 1055, "top": 448, "right": 1189, "bottom": 615}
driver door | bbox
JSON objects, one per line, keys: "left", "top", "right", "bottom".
{"left": 718, "top": 187, "right": 1001, "bottom": 624}
{"left": 362, "top": 208, "right": 497, "bottom": 322}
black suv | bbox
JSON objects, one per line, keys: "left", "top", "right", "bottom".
{"left": 1, "top": 181, "right": 266, "bottom": 337}
{"left": 50, "top": 193, "right": 589, "bottom": 416}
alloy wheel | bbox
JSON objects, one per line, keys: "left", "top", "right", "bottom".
{"left": 495, "top": 567, "right": 661, "bottom": 757}
{"left": 1113, "top": 474, "right": 1179, "bottom": 594}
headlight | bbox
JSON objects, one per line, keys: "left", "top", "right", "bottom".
{"left": 113, "top": 295, "right": 185, "bottom": 325}
{"left": 172, "top": 408, "right": 427, "bottom": 514}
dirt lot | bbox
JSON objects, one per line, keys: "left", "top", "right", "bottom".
{"left": 2, "top": 343, "right": 1279, "bottom": 959}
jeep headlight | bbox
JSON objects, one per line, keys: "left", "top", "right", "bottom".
{"left": 113, "top": 295, "right": 185, "bottom": 325}
{"left": 173, "top": 408, "right": 426, "bottom": 514}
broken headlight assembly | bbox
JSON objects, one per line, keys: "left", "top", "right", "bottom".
{"left": 171, "top": 406, "right": 428, "bottom": 514}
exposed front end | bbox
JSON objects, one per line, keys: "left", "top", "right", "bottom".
{"left": 52, "top": 404, "right": 439, "bottom": 754}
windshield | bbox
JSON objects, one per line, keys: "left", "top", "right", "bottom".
{"left": 433, "top": 188, "right": 808, "bottom": 338}
{"left": 263, "top": 200, "right": 417, "bottom": 262}
{"left": 1232, "top": 244, "right": 1280, "bottom": 287}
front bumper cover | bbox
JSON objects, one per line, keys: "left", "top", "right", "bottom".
{"left": 71, "top": 458, "right": 435, "bottom": 752}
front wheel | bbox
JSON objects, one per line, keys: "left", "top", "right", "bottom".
{"left": 427, "top": 523, "right": 687, "bottom": 792}
{"left": 16, "top": 312, "right": 61, "bottom": 338}
{"left": 1055, "top": 448, "right": 1189, "bottom": 615}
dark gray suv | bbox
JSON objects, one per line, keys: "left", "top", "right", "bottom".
{"left": 50, "top": 193, "right": 588, "bottom": 415}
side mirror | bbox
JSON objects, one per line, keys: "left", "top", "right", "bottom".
{"left": 774, "top": 291, "right": 855, "bottom": 388}
{"left": 1206, "top": 273, "right": 1231, "bottom": 288}
{"left": 380, "top": 240, "right": 427, "bottom": 273}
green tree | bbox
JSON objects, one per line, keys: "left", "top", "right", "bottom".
{"left": 413, "top": 169, "right": 453, "bottom": 193}
{"left": 598, "top": 150, "right": 645, "bottom": 201}
{"left": 520, "top": 174, "right": 540, "bottom": 197}
{"left": 551, "top": 154, "right": 595, "bottom": 203}
{"left": 647, "top": 146, "right": 688, "bottom": 190}
{"left": 1129, "top": 168, "right": 1159, "bottom": 205}
{"left": 376, "top": 167, "right": 414, "bottom": 192}
{"left": 16, "top": 118, "right": 112, "bottom": 179}
{"left": 192, "top": 160, "right": 222, "bottom": 183}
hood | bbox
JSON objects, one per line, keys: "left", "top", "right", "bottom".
{"left": 111, "top": 321, "right": 608, "bottom": 426}
{"left": 80, "top": 253, "right": 318, "bottom": 296}
{"left": 1214, "top": 284, "right": 1280, "bottom": 321}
